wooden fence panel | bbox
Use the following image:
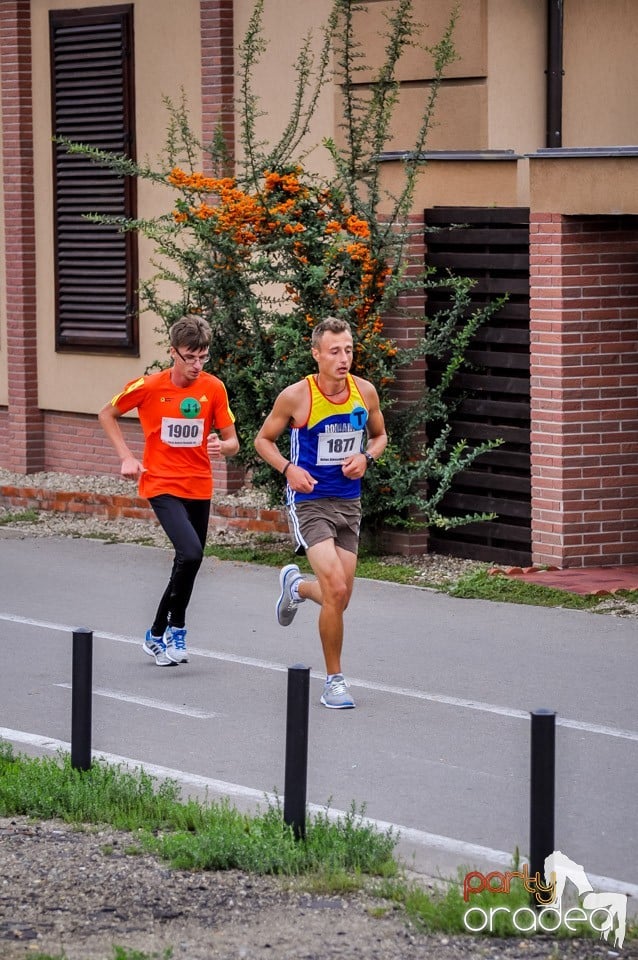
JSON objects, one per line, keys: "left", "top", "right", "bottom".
{"left": 425, "top": 206, "right": 531, "bottom": 565}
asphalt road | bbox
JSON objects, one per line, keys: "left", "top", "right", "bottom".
{"left": 1, "top": 531, "right": 636, "bottom": 898}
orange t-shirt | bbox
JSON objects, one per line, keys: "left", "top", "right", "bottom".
{"left": 111, "top": 368, "right": 235, "bottom": 500}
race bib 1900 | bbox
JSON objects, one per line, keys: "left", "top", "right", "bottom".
{"left": 316, "top": 429, "right": 363, "bottom": 464}
{"left": 160, "top": 417, "right": 204, "bottom": 447}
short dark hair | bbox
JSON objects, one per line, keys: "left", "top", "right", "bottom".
{"left": 311, "top": 316, "right": 352, "bottom": 348}
{"left": 169, "top": 315, "right": 211, "bottom": 351}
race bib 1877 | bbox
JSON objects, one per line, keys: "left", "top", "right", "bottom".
{"left": 316, "top": 429, "right": 363, "bottom": 464}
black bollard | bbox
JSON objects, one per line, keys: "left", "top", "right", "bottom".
{"left": 71, "top": 628, "right": 93, "bottom": 771}
{"left": 529, "top": 708, "right": 556, "bottom": 904}
{"left": 283, "top": 663, "right": 310, "bottom": 840}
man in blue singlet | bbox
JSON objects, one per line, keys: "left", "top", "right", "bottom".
{"left": 254, "top": 317, "right": 388, "bottom": 708}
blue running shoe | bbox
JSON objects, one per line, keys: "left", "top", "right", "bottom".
{"left": 142, "top": 630, "right": 174, "bottom": 667}
{"left": 165, "top": 625, "right": 188, "bottom": 664}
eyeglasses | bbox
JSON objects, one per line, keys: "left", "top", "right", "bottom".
{"left": 174, "top": 347, "right": 210, "bottom": 366}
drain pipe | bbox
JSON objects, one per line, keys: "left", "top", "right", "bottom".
{"left": 546, "top": 0, "right": 564, "bottom": 147}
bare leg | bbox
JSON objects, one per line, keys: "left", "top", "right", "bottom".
{"left": 300, "top": 540, "right": 357, "bottom": 675}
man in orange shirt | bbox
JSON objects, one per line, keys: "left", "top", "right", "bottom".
{"left": 99, "top": 315, "right": 239, "bottom": 666}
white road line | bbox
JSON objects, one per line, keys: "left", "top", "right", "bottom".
{"left": 341, "top": 678, "right": 638, "bottom": 743}
{"left": 53, "top": 683, "right": 218, "bottom": 719}
{"left": 3, "top": 612, "right": 638, "bottom": 743}
{"left": 1, "top": 726, "right": 637, "bottom": 901}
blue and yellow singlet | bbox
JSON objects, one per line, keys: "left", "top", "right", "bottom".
{"left": 287, "top": 374, "right": 369, "bottom": 503}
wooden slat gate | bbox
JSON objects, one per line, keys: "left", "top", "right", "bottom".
{"left": 424, "top": 206, "right": 531, "bottom": 565}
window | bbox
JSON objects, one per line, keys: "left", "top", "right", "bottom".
{"left": 50, "top": 5, "right": 138, "bottom": 352}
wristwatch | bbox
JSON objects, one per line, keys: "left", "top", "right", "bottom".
{"left": 364, "top": 452, "right": 375, "bottom": 469}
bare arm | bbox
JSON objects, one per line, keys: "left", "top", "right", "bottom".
{"left": 207, "top": 423, "right": 240, "bottom": 460}
{"left": 254, "top": 384, "right": 317, "bottom": 494}
{"left": 97, "top": 402, "right": 145, "bottom": 481}
{"left": 341, "top": 378, "right": 388, "bottom": 480}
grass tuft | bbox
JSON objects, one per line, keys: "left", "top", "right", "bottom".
{"left": 376, "top": 867, "right": 638, "bottom": 940}
{"left": 448, "top": 569, "right": 603, "bottom": 610}
{"left": 205, "top": 543, "right": 425, "bottom": 586}
{"left": 205, "top": 543, "right": 638, "bottom": 612}
{"left": 1, "top": 742, "right": 636, "bottom": 942}
{"left": 27, "top": 949, "right": 172, "bottom": 960}
{"left": 0, "top": 743, "right": 395, "bottom": 879}
{"left": 0, "top": 508, "right": 41, "bottom": 525}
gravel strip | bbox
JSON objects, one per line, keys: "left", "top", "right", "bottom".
{"left": 0, "top": 468, "right": 277, "bottom": 548}
{"left": 0, "top": 817, "right": 626, "bottom": 960}
{"left": 0, "top": 467, "right": 262, "bottom": 500}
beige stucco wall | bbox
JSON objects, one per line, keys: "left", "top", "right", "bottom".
{"left": 379, "top": 157, "right": 523, "bottom": 213}
{"left": 232, "top": 0, "right": 491, "bottom": 168}
{"left": 343, "top": 0, "right": 487, "bottom": 153}
{"left": 342, "top": 0, "right": 545, "bottom": 156}
{"left": 351, "top": 0, "right": 486, "bottom": 82}
{"left": 330, "top": 81, "right": 488, "bottom": 154}
{"left": 529, "top": 157, "right": 638, "bottom": 215}
{"left": 563, "top": 0, "right": 638, "bottom": 147}
{"left": 486, "top": 0, "right": 545, "bottom": 153}
{"left": 32, "top": 0, "right": 203, "bottom": 416}
{"left": 233, "top": 0, "right": 336, "bottom": 178}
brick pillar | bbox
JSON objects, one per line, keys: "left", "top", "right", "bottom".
{"left": 1, "top": 1, "right": 44, "bottom": 473}
{"left": 200, "top": 0, "right": 244, "bottom": 493}
{"left": 381, "top": 217, "right": 429, "bottom": 555}
{"left": 530, "top": 213, "right": 638, "bottom": 567}
{"left": 200, "top": 0, "right": 235, "bottom": 168}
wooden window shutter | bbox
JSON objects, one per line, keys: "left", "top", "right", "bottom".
{"left": 50, "top": 5, "right": 138, "bottom": 352}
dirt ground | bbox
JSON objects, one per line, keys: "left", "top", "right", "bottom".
{"left": 0, "top": 817, "right": 633, "bottom": 960}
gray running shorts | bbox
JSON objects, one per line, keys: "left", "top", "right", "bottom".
{"left": 286, "top": 497, "right": 361, "bottom": 555}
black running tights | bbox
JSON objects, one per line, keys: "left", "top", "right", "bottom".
{"left": 148, "top": 494, "right": 210, "bottom": 633}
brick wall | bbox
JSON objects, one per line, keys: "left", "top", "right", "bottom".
{"left": 0, "top": 479, "right": 288, "bottom": 537}
{"left": 198, "top": 0, "right": 245, "bottom": 494}
{"left": 25, "top": 410, "right": 239, "bottom": 496}
{"left": 42, "top": 411, "right": 145, "bottom": 477}
{"left": 0, "top": 408, "right": 7, "bottom": 455}
{"left": 1, "top": 0, "right": 44, "bottom": 472}
{"left": 200, "top": 0, "right": 235, "bottom": 168}
{"left": 530, "top": 213, "right": 638, "bottom": 567}
{"left": 378, "top": 216, "right": 429, "bottom": 556}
